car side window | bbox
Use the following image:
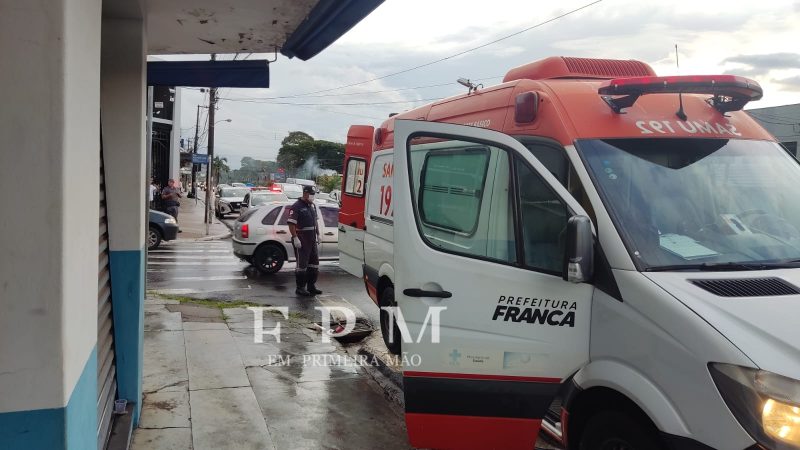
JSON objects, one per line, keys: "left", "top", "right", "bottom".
{"left": 243, "top": 193, "right": 250, "bottom": 205}
{"left": 516, "top": 157, "right": 569, "bottom": 274}
{"left": 320, "top": 207, "right": 338, "bottom": 227}
{"left": 261, "top": 206, "right": 281, "bottom": 225}
{"left": 409, "top": 137, "right": 516, "bottom": 264}
{"left": 277, "top": 207, "right": 291, "bottom": 226}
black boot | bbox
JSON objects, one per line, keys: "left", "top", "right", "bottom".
{"left": 295, "top": 271, "right": 311, "bottom": 296}
{"left": 307, "top": 268, "right": 322, "bottom": 295}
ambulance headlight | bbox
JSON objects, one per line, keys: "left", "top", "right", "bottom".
{"left": 710, "top": 363, "right": 800, "bottom": 449}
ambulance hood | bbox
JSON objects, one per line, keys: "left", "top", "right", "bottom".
{"left": 644, "top": 270, "right": 800, "bottom": 380}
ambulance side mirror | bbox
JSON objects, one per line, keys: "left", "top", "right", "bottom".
{"left": 563, "top": 215, "right": 594, "bottom": 283}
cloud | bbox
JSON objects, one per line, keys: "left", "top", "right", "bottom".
{"left": 176, "top": 0, "right": 800, "bottom": 169}
{"left": 773, "top": 75, "right": 800, "bottom": 90}
{"left": 723, "top": 53, "right": 800, "bottom": 76}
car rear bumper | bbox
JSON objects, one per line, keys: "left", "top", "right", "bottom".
{"left": 232, "top": 238, "right": 257, "bottom": 258}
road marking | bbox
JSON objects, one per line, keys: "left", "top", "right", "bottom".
{"left": 147, "top": 261, "right": 245, "bottom": 266}
{"left": 171, "top": 275, "right": 249, "bottom": 281}
{"left": 148, "top": 255, "right": 238, "bottom": 260}
{"left": 150, "top": 249, "right": 232, "bottom": 253}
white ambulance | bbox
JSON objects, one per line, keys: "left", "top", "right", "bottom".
{"left": 338, "top": 57, "right": 800, "bottom": 450}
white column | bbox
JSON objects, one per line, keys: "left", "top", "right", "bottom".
{"left": 100, "top": 16, "right": 147, "bottom": 425}
{"left": 0, "top": 0, "right": 102, "bottom": 448}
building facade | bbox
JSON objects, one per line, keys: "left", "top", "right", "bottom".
{"left": 0, "top": 1, "right": 382, "bottom": 448}
{"left": 748, "top": 103, "right": 800, "bottom": 155}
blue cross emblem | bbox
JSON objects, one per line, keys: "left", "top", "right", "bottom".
{"left": 449, "top": 349, "right": 462, "bottom": 365}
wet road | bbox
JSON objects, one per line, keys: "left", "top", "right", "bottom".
{"left": 146, "top": 238, "right": 380, "bottom": 325}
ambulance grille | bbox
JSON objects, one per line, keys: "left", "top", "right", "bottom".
{"left": 690, "top": 277, "right": 800, "bottom": 297}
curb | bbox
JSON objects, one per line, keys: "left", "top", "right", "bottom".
{"left": 344, "top": 343, "right": 405, "bottom": 408}
{"left": 357, "top": 345, "right": 403, "bottom": 389}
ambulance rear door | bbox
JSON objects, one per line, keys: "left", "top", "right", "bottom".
{"left": 338, "top": 125, "right": 373, "bottom": 277}
{"left": 392, "top": 120, "right": 594, "bottom": 450}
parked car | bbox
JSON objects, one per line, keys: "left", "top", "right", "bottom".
{"left": 232, "top": 201, "right": 339, "bottom": 274}
{"left": 328, "top": 189, "right": 341, "bottom": 203}
{"left": 148, "top": 209, "right": 179, "bottom": 250}
{"left": 215, "top": 183, "right": 231, "bottom": 194}
{"left": 277, "top": 183, "right": 303, "bottom": 199}
{"left": 240, "top": 190, "right": 289, "bottom": 214}
{"left": 215, "top": 187, "right": 250, "bottom": 218}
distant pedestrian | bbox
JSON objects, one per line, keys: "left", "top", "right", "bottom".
{"left": 161, "top": 179, "right": 182, "bottom": 221}
{"left": 149, "top": 178, "right": 158, "bottom": 209}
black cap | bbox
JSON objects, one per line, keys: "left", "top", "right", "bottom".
{"left": 303, "top": 185, "right": 315, "bottom": 194}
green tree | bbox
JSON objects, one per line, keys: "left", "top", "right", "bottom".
{"left": 212, "top": 156, "right": 230, "bottom": 185}
{"left": 276, "top": 132, "right": 345, "bottom": 177}
{"left": 316, "top": 174, "right": 342, "bottom": 193}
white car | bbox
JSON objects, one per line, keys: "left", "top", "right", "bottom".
{"left": 277, "top": 183, "right": 303, "bottom": 199}
{"left": 240, "top": 190, "right": 289, "bottom": 215}
{"left": 215, "top": 187, "right": 250, "bottom": 217}
{"left": 232, "top": 201, "right": 339, "bottom": 274}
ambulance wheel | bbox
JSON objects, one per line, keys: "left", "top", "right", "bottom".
{"left": 379, "top": 286, "right": 402, "bottom": 355}
{"left": 253, "top": 243, "right": 284, "bottom": 274}
{"left": 579, "top": 410, "right": 663, "bottom": 450}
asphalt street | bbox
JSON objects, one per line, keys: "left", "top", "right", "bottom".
{"left": 146, "top": 237, "right": 381, "bottom": 328}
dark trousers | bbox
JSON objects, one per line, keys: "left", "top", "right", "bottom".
{"left": 293, "top": 231, "right": 319, "bottom": 271}
{"left": 165, "top": 206, "right": 179, "bottom": 220}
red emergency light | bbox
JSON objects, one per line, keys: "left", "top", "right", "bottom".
{"left": 598, "top": 75, "right": 763, "bottom": 114}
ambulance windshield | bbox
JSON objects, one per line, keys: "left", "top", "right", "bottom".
{"left": 577, "top": 138, "right": 800, "bottom": 270}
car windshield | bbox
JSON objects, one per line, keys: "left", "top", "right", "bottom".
{"left": 252, "top": 193, "right": 288, "bottom": 205}
{"left": 577, "top": 138, "right": 800, "bottom": 270}
{"left": 220, "top": 188, "right": 249, "bottom": 197}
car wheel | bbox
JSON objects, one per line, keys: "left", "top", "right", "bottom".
{"left": 253, "top": 243, "right": 284, "bottom": 274}
{"left": 579, "top": 411, "right": 663, "bottom": 450}
{"left": 148, "top": 226, "right": 162, "bottom": 250}
{"left": 379, "top": 286, "right": 402, "bottom": 355}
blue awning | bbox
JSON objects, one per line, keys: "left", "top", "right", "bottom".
{"left": 147, "top": 60, "right": 269, "bottom": 88}
{"left": 281, "top": 0, "right": 384, "bottom": 60}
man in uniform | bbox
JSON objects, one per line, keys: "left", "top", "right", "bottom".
{"left": 288, "top": 185, "right": 322, "bottom": 296}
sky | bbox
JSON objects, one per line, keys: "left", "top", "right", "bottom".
{"left": 174, "top": 0, "right": 800, "bottom": 169}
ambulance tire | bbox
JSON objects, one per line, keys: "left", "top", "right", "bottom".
{"left": 379, "top": 286, "right": 402, "bottom": 355}
{"left": 579, "top": 410, "right": 663, "bottom": 450}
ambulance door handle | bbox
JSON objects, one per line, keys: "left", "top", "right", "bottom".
{"left": 403, "top": 288, "right": 452, "bottom": 299}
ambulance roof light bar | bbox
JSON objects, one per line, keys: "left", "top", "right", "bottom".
{"left": 598, "top": 75, "right": 763, "bottom": 115}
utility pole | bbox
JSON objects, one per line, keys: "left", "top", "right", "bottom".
{"left": 191, "top": 104, "right": 200, "bottom": 198}
{"left": 204, "top": 54, "right": 217, "bottom": 234}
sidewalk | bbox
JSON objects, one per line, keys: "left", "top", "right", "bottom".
{"left": 134, "top": 295, "right": 410, "bottom": 450}
{"left": 173, "top": 189, "right": 230, "bottom": 240}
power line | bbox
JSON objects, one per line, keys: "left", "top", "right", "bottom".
{"left": 217, "top": 97, "right": 443, "bottom": 106}
{"left": 282, "top": 0, "right": 603, "bottom": 98}
{"left": 223, "top": 76, "right": 503, "bottom": 101}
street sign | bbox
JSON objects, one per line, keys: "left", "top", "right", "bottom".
{"left": 192, "top": 154, "right": 209, "bottom": 164}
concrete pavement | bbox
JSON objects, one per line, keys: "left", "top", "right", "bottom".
{"left": 133, "top": 294, "right": 410, "bottom": 450}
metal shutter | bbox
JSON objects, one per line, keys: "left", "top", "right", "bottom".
{"left": 98, "top": 146, "right": 117, "bottom": 450}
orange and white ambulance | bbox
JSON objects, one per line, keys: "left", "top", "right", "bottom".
{"left": 338, "top": 56, "right": 800, "bottom": 450}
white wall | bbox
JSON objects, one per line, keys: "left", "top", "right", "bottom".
{"left": 171, "top": 87, "right": 183, "bottom": 182}
{"left": 0, "top": 0, "right": 102, "bottom": 412}
{"left": 101, "top": 19, "right": 147, "bottom": 253}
